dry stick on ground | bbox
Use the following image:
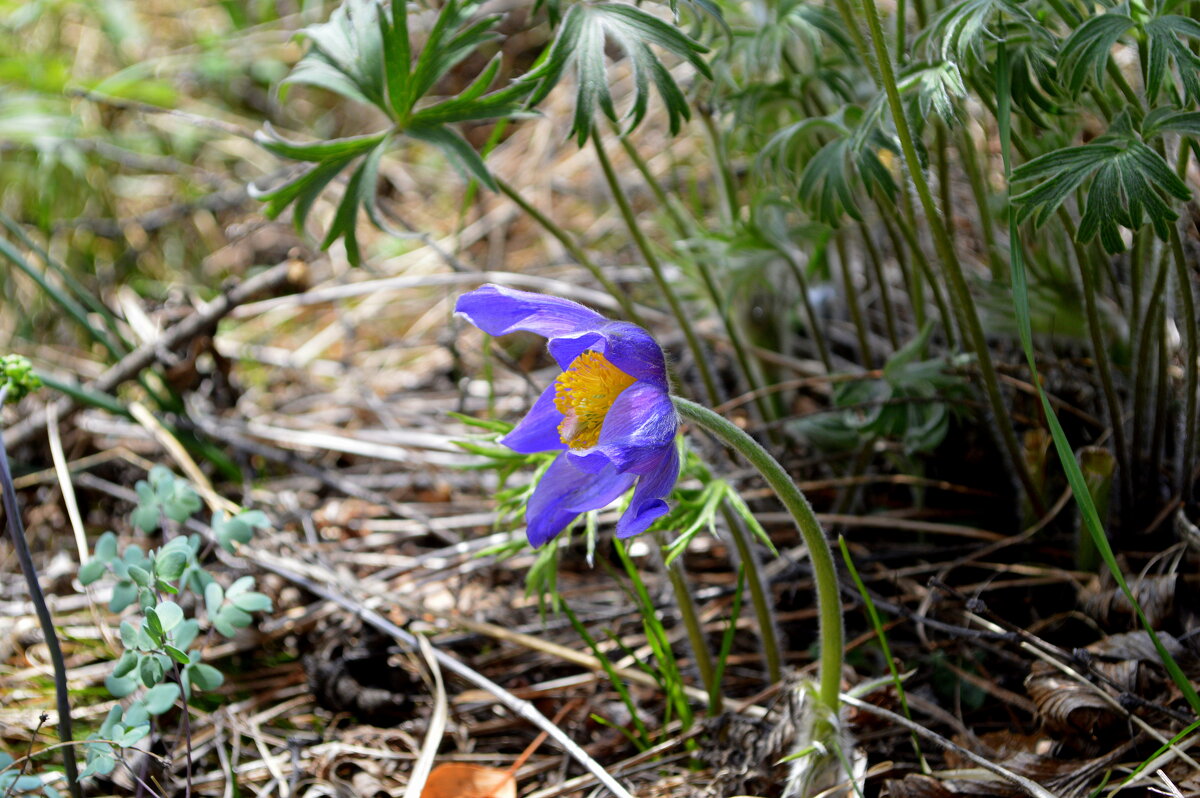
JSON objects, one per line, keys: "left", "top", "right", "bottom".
{"left": 840, "top": 695, "right": 1059, "bottom": 798}
{"left": 239, "top": 559, "right": 638, "bottom": 798}
{"left": 6, "top": 261, "right": 295, "bottom": 450}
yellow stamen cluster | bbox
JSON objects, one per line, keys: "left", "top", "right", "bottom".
{"left": 554, "top": 350, "right": 636, "bottom": 449}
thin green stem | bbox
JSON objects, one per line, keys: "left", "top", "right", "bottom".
{"left": 0, "top": 385, "right": 81, "bottom": 798}
{"left": 721, "top": 505, "right": 783, "bottom": 682}
{"left": 673, "top": 396, "right": 843, "bottom": 712}
{"left": 592, "top": 136, "right": 721, "bottom": 405}
{"left": 858, "top": 0, "right": 1045, "bottom": 514}
{"left": 1057, "top": 211, "right": 1130, "bottom": 499}
{"left": 697, "top": 108, "right": 739, "bottom": 228}
{"left": 495, "top": 177, "right": 646, "bottom": 328}
{"left": 615, "top": 125, "right": 777, "bottom": 425}
{"left": 779, "top": 246, "right": 835, "bottom": 373}
{"left": 658, "top": 532, "right": 720, "bottom": 711}
{"left": 834, "top": 233, "right": 873, "bottom": 368}
{"left": 1168, "top": 225, "right": 1197, "bottom": 499}
{"left": 956, "top": 126, "right": 1005, "bottom": 282}
{"left": 838, "top": 536, "right": 927, "bottom": 771}
{"left": 614, "top": 129, "right": 695, "bottom": 238}
{"left": 858, "top": 220, "right": 900, "bottom": 350}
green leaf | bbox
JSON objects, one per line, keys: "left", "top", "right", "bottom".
{"left": 382, "top": 0, "right": 413, "bottom": 116}
{"left": 165, "top": 645, "right": 190, "bottom": 665}
{"left": 187, "top": 663, "right": 225, "bottom": 691}
{"left": 144, "top": 608, "right": 163, "bottom": 646}
{"left": 110, "top": 581, "right": 137, "bottom": 612}
{"left": 1012, "top": 125, "right": 1188, "bottom": 251}
{"left": 1058, "top": 13, "right": 1135, "bottom": 96}
{"left": 255, "top": 125, "right": 388, "bottom": 162}
{"left": 142, "top": 682, "right": 180, "bottom": 715}
{"left": 105, "top": 672, "right": 138, "bottom": 698}
{"left": 205, "top": 581, "right": 224, "bottom": 617}
{"left": 155, "top": 550, "right": 188, "bottom": 582}
{"left": 408, "top": 125, "right": 497, "bottom": 189}
{"left": 94, "top": 531, "right": 118, "bottom": 562}
{"left": 520, "top": 2, "right": 711, "bottom": 145}
{"left": 285, "top": 0, "right": 387, "bottom": 108}
{"left": 410, "top": 1, "right": 503, "bottom": 108}
{"left": 128, "top": 564, "right": 152, "bottom": 588}
{"left": 923, "top": 0, "right": 1042, "bottom": 61}
{"left": 217, "top": 605, "right": 253, "bottom": 630}
{"left": 1145, "top": 16, "right": 1200, "bottom": 105}
{"left": 318, "top": 137, "right": 391, "bottom": 265}
{"left": 78, "top": 559, "right": 107, "bottom": 586}
{"left": 130, "top": 502, "right": 160, "bottom": 534}
{"left": 897, "top": 61, "right": 966, "bottom": 125}
{"left": 113, "top": 650, "right": 138, "bottom": 678}
{"left": 139, "top": 653, "right": 164, "bottom": 688}
{"left": 1143, "top": 107, "right": 1200, "bottom": 138}
{"left": 155, "top": 601, "right": 184, "bottom": 632}
{"left": 231, "top": 592, "right": 273, "bottom": 613}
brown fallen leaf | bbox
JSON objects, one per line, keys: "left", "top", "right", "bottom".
{"left": 420, "top": 763, "right": 517, "bottom": 798}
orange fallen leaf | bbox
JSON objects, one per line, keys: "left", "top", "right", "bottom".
{"left": 420, "top": 763, "right": 517, "bottom": 798}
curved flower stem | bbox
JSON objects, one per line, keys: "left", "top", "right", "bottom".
{"left": 0, "top": 385, "right": 81, "bottom": 798}
{"left": 672, "top": 396, "right": 843, "bottom": 713}
{"left": 591, "top": 135, "right": 722, "bottom": 406}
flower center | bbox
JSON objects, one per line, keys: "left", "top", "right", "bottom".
{"left": 554, "top": 350, "right": 636, "bottom": 449}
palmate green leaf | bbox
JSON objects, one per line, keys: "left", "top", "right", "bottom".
{"left": 256, "top": 0, "right": 529, "bottom": 264}
{"left": 1057, "top": 12, "right": 1135, "bottom": 96}
{"left": 407, "top": 124, "right": 498, "bottom": 189}
{"left": 523, "top": 2, "right": 711, "bottom": 145}
{"left": 763, "top": 105, "right": 896, "bottom": 225}
{"left": 1012, "top": 120, "right": 1190, "bottom": 252}
{"left": 255, "top": 125, "right": 387, "bottom": 162}
{"left": 1142, "top": 107, "right": 1200, "bottom": 138}
{"left": 1145, "top": 15, "right": 1200, "bottom": 105}
{"left": 897, "top": 60, "right": 967, "bottom": 124}
{"left": 284, "top": 0, "right": 386, "bottom": 108}
{"left": 922, "top": 0, "right": 1037, "bottom": 61}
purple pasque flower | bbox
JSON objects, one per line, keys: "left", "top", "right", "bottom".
{"left": 455, "top": 284, "right": 680, "bottom": 547}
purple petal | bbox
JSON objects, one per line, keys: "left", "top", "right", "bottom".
{"left": 455, "top": 284, "right": 605, "bottom": 339}
{"left": 526, "top": 453, "right": 635, "bottom": 547}
{"left": 548, "top": 322, "right": 667, "bottom": 389}
{"left": 500, "top": 383, "right": 566, "bottom": 454}
{"left": 568, "top": 382, "right": 677, "bottom": 474}
{"left": 616, "top": 444, "right": 680, "bottom": 539}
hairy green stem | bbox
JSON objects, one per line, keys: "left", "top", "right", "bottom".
{"left": 1168, "top": 225, "right": 1197, "bottom": 499}
{"left": 858, "top": 0, "right": 1045, "bottom": 513}
{"left": 0, "top": 385, "right": 81, "bottom": 798}
{"left": 778, "top": 246, "right": 835, "bottom": 373}
{"left": 858, "top": 220, "right": 900, "bottom": 350}
{"left": 834, "top": 233, "right": 873, "bottom": 369}
{"left": 592, "top": 136, "right": 722, "bottom": 406}
{"left": 673, "top": 397, "right": 843, "bottom": 712}
{"left": 1057, "top": 211, "right": 1130, "bottom": 502}
{"left": 956, "top": 126, "right": 1006, "bottom": 282}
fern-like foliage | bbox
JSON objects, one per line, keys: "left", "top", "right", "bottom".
{"left": 252, "top": 0, "right": 529, "bottom": 264}
{"left": 760, "top": 104, "right": 897, "bottom": 224}
{"left": 1012, "top": 115, "right": 1190, "bottom": 253}
{"left": 523, "top": 2, "right": 712, "bottom": 145}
